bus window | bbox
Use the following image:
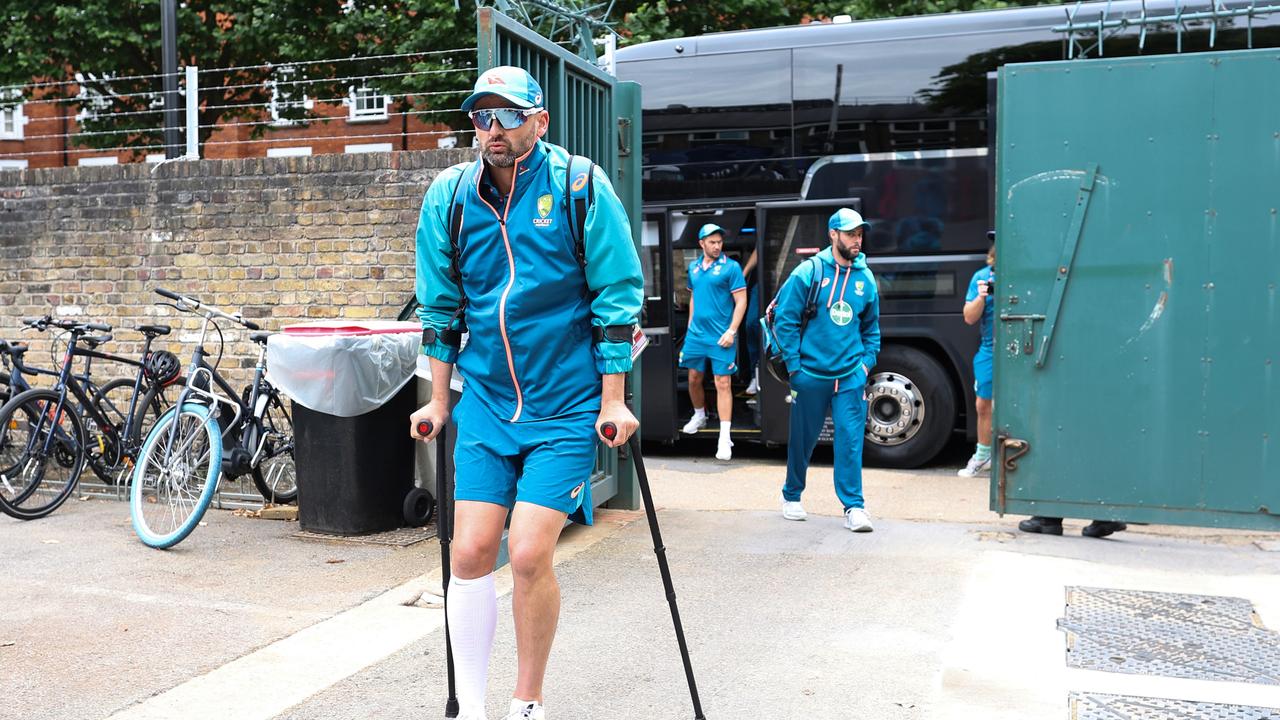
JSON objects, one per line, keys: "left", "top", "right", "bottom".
{"left": 619, "top": 50, "right": 795, "bottom": 203}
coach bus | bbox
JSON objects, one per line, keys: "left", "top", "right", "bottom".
{"left": 614, "top": 0, "right": 1280, "bottom": 466}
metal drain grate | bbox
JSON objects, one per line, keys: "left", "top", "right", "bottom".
{"left": 1070, "top": 692, "right": 1280, "bottom": 719}
{"left": 293, "top": 524, "right": 438, "bottom": 547}
{"left": 1059, "top": 587, "right": 1280, "bottom": 684}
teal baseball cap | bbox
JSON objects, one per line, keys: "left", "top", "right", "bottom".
{"left": 828, "top": 208, "right": 871, "bottom": 232}
{"left": 697, "top": 223, "right": 726, "bottom": 240}
{"left": 461, "top": 66, "right": 545, "bottom": 111}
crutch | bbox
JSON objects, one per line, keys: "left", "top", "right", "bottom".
{"left": 418, "top": 420, "right": 460, "bottom": 718}
{"left": 601, "top": 422, "right": 707, "bottom": 719}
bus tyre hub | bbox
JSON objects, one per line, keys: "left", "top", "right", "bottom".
{"left": 864, "top": 345, "right": 955, "bottom": 469}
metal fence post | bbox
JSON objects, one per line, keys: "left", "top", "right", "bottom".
{"left": 185, "top": 66, "right": 199, "bottom": 159}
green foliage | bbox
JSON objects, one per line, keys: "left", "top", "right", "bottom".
{"left": 0, "top": 1, "right": 479, "bottom": 154}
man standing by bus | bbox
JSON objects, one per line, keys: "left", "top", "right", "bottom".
{"left": 679, "top": 223, "right": 747, "bottom": 461}
{"left": 775, "top": 208, "right": 880, "bottom": 532}
{"left": 410, "top": 66, "right": 643, "bottom": 720}
{"left": 959, "top": 233, "right": 995, "bottom": 477}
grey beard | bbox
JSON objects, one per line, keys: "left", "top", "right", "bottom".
{"left": 482, "top": 149, "right": 515, "bottom": 167}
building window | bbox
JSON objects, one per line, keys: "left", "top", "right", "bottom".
{"left": 267, "top": 146, "right": 312, "bottom": 158}
{"left": 0, "top": 98, "right": 23, "bottom": 140}
{"left": 268, "top": 67, "right": 314, "bottom": 127}
{"left": 347, "top": 85, "right": 389, "bottom": 122}
{"left": 344, "top": 142, "right": 393, "bottom": 154}
{"left": 78, "top": 156, "right": 119, "bottom": 166}
{"left": 0, "top": 159, "right": 28, "bottom": 170}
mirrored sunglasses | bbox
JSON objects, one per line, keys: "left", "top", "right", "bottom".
{"left": 467, "top": 107, "right": 542, "bottom": 131}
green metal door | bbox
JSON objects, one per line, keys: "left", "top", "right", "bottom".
{"left": 992, "top": 48, "right": 1280, "bottom": 530}
{"left": 476, "top": 8, "right": 643, "bottom": 510}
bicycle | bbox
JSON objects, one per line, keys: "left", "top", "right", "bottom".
{"left": 130, "top": 288, "right": 297, "bottom": 549}
{"left": 0, "top": 317, "right": 116, "bottom": 519}
{"left": 2, "top": 318, "right": 182, "bottom": 486}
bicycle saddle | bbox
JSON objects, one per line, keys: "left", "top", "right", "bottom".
{"left": 137, "top": 324, "right": 172, "bottom": 337}
{"left": 83, "top": 335, "right": 113, "bottom": 349}
{"left": 249, "top": 332, "right": 272, "bottom": 345}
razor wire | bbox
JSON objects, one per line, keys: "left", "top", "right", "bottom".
{"left": 0, "top": 45, "right": 494, "bottom": 167}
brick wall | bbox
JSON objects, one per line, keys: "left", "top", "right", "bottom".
{"left": 0, "top": 148, "right": 471, "bottom": 389}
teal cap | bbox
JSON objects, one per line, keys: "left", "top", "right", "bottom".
{"left": 697, "top": 223, "right": 725, "bottom": 240}
{"left": 461, "top": 66, "right": 545, "bottom": 111}
{"left": 828, "top": 208, "right": 871, "bottom": 232}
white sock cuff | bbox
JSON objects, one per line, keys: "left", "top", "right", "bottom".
{"left": 692, "top": 407, "right": 706, "bottom": 417}
{"left": 719, "top": 421, "right": 732, "bottom": 431}
{"left": 449, "top": 572, "right": 495, "bottom": 592}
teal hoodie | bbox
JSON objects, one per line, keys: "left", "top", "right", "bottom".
{"left": 774, "top": 247, "right": 881, "bottom": 382}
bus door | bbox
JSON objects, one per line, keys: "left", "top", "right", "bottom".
{"left": 639, "top": 210, "right": 679, "bottom": 442}
{"left": 663, "top": 206, "right": 762, "bottom": 440}
{"left": 754, "top": 198, "right": 864, "bottom": 446}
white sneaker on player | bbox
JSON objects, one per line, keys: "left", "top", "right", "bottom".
{"left": 745, "top": 376, "right": 760, "bottom": 395}
{"left": 505, "top": 700, "right": 545, "bottom": 720}
{"left": 844, "top": 507, "right": 874, "bottom": 533}
{"left": 781, "top": 494, "right": 807, "bottom": 521}
{"left": 957, "top": 454, "right": 992, "bottom": 477}
{"left": 681, "top": 413, "right": 707, "bottom": 434}
{"left": 716, "top": 436, "right": 733, "bottom": 461}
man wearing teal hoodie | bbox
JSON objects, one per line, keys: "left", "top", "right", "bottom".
{"left": 774, "top": 208, "right": 880, "bottom": 532}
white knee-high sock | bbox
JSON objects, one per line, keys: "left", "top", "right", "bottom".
{"left": 447, "top": 572, "right": 498, "bottom": 715}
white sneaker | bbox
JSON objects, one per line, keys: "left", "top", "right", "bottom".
{"left": 716, "top": 436, "right": 733, "bottom": 461}
{"left": 781, "top": 494, "right": 807, "bottom": 521}
{"left": 745, "top": 376, "right": 759, "bottom": 395}
{"left": 957, "top": 454, "right": 992, "bottom": 477}
{"left": 844, "top": 507, "right": 874, "bottom": 533}
{"left": 457, "top": 713, "right": 489, "bottom": 720}
{"left": 505, "top": 700, "right": 545, "bottom": 720}
{"left": 681, "top": 413, "right": 707, "bottom": 434}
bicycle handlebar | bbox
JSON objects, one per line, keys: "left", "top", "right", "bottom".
{"left": 601, "top": 422, "right": 618, "bottom": 441}
{"left": 417, "top": 421, "right": 433, "bottom": 437}
{"left": 155, "top": 287, "right": 261, "bottom": 331}
{"left": 19, "top": 316, "right": 112, "bottom": 333}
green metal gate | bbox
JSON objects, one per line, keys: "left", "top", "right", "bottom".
{"left": 476, "top": 7, "right": 644, "bottom": 510}
{"left": 991, "top": 47, "right": 1280, "bottom": 530}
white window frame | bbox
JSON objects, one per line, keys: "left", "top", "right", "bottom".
{"left": 0, "top": 159, "right": 29, "bottom": 170}
{"left": 267, "top": 146, "right": 312, "bottom": 158}
{"left": 346, "top": 85, "right": 389, "bottom": 123}
{"left": 0, "top": 99, "right": 24, "bottom": 140}
{"left": 78, "top": 156, "right": 119, "bottom": 166}
{"left": 344, "top": 142, "right": 393, "bottom": 154}
{"left": 268, "top": 67, "right": 314, "bottom": 127}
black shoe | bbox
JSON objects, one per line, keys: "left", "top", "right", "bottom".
{"left": 1082, "top": 521, "right": 1127, "bottom": 538}
{"left": 1018, "top": 516, "right": 1064, "bottom": 535}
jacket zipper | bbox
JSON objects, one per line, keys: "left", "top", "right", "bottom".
{"left": 474, "top": 155, "right": 527, "bottom": 422}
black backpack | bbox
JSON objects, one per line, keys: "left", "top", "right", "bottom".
{"left": 760, "top": 256, "right": 823, "bottom": 383}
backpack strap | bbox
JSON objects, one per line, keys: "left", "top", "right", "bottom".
{"left": 801, "top": 256, "right": 824, "bottom": 321}
{"left": 439, "top": 161, "right": 480, "bottom": 346}
{"left": 564, "top": 154, "right": 595, "bottom": 269}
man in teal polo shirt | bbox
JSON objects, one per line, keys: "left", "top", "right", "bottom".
{"left": 678, "top": 223, "right": 747, "bottom": 460}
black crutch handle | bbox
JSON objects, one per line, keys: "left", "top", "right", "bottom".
{"left": 417, "top": 420, "right": 433, "bottom": 437}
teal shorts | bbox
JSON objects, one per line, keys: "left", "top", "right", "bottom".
{"left": 452, "top": 391, "right": 597, "bottom": 525}
{"left": 679, "top": 331, "right": 738, "bottom": 376}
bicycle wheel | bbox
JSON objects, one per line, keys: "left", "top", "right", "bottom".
{"left": 86, "top": 378, "right": 166, "bottom": 485}
{"left": 130, "top": 403, "right": 222, "bottom": 549}
{"left": 251, "top": 392, "right": 297, "bottom": 504}
{"left": 0, "top": 389, "right": 87, "bottom": 520}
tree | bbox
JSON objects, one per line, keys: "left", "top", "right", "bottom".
{"left": 0, "top": 1, "right": 479, "bottom": 156}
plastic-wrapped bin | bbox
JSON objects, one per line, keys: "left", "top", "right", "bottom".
{"left": 267, "top": 321, "right": 421, "bottom": 535}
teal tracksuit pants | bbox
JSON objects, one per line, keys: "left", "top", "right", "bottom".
{"left": 782, "top": 370, "right": 867, "bottom": 511}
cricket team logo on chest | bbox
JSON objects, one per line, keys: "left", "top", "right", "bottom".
{"left": 533, "top": 194, "right": 554, "bottom": 228}
{"left": 830, "top": 301, "right": 854, "bottom": 326}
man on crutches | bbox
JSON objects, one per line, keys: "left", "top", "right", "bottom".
{"left": 409, "top": 66, "right": 644, "bottom": 720}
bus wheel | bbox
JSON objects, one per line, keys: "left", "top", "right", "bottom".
{"left": 862, "top": 345, "right": 955, "bottom": 469}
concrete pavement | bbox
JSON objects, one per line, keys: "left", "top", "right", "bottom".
{"left": 2, "top": 449, "right": 1278, "bottom": 720}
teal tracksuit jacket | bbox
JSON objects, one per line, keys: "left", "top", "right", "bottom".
{"left": 414, "top": 140, "right": 644, "bottom": 422}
